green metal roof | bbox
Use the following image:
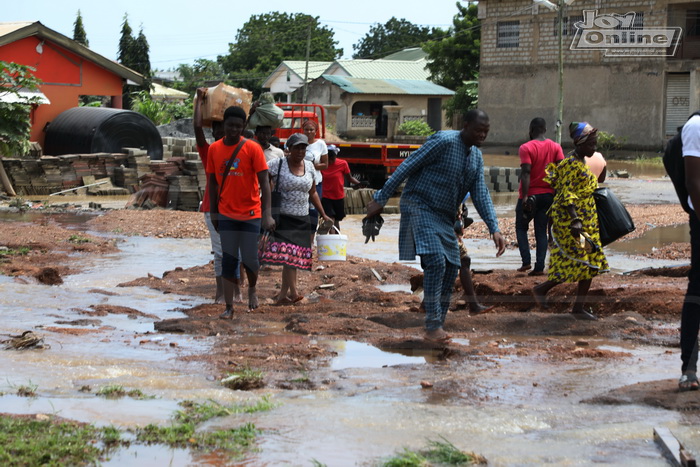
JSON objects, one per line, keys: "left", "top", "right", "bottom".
{"left": 327, "top": 59, "right": 431, "bottom": 80}
{"left": 382, "top": 47, "right": 429, "bottom": 61}
{"left": 320, "top": 75, "right": 454, "bottom": 96}
{"left": 279, "top": 61, "right": 333, "bottom": 80}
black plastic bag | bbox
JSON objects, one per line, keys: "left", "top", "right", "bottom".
{"left": 593, "top": 187, "right": 635, "bottom": 246}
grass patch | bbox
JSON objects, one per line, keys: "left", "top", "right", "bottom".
{"left": 221, "top": 367, "right": 264, "bottom": 390}
{"left": 136, "top": 421, "right": 258, "bottom": 454}
{"left": 96, "top": 384, "right": 154, "bottom": 400}
{"left": 67, "top": 234, "right": 91, "bottom": 244}
{"left": 175, "top": 396, "right": 277, "bottom": 425}
{"left": 379, "top": 438, "right": 486, "bottom": 466}
{"left": 0, "top": 414, "right": 122, "bottom": 466}
{"left": 15, "top": 384, "right": 37, "bottom": 398}
{"left": 0, "top": 246, "right": 31, "bottom": 258}
{"left": 291, "top": 371, "right": 310, "bottom": 383}
{"left": 134, "top": 398, "right": 275, "bottom": 456}
{"left": 632, "top": 155, "right": 663, "bottom": 165}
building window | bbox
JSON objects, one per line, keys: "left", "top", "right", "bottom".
{"left": 554, "top": 15, "right": 584, "bottom": 36}
{"left": 497, "top": 21, "right": 520, "bottom": 48}
{"left": 613, "top": 11, "right": 644, "bottom": 44}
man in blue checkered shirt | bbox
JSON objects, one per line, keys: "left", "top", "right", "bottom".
{"left": 366, "top": 109, "right": 506, "bottom": 343}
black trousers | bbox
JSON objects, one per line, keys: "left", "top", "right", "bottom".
{"left": 681, "top": 212, "right": 700, "bottom": 373}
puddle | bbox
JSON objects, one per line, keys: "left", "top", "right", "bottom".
{"left": 375, "top": 283, "right": 413, "bottom": 294}
{"left": 327, "top": 340, "right": 431, "bottom": 369}
{"left": 609, "top": 224, "right": 690, "bottom": 256}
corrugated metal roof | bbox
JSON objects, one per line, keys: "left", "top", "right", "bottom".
{"left": 320, "top": 75, "right": 453, "bottom": 96}
{"left": 328, "top": 59, "right": 430, "bottom": 80}
{"left": 382, "top": 47, "right": 429, "bottom": 61}
{"left": 279, "top": 61, "right": 333, "bottom": 79}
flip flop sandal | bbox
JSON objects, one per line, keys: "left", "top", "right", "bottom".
{"left": 679, "top": 373, "right": 699, "bottom": 392}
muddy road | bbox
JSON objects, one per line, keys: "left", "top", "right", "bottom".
{"left": 0, "top": 176, "right": 698, "bottom": 465}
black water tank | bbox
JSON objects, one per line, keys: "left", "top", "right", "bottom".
{"left": 44, "top": 107, "right": 163, "bottom": 160}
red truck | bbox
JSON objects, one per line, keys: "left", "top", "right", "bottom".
{"left": 275, "top": 103, "right": 421, "bottom": 188}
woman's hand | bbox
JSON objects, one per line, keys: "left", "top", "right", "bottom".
{"left": 569, "top": 218, "right": 583, "bottom": 238}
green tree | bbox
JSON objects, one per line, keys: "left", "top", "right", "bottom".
{"left": 173, "top": 59, "right": 225, "bottom": 95}
{"left": 0, "top": 61, "right": 43, "bottom": 157}
{"left": 132, "top": 27, "right": 152, "bottom": 89}
{"left": 423, "top": 2, "right": 480, "bottom": 90}
{"left": 217, "top": 12, "right": 342, "bottom": 97}
{"left": 117, "top": 15, "right": 151, "bottom": 106}
{"left": 117, "top": 14, "right": 134, "bottom": 65}
{"left": 72, "top": 10, "right": 89, "bottom": 47}
{"left": 352, "top": 17, "right": 439, "bottom": 59}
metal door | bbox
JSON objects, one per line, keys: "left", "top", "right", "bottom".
{"left": 665, "top": 73, "right": 690, "bottom": 135}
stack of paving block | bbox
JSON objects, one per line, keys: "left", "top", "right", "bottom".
{"left": 161, "top": 137, "right": 175, "bottom": 160}
{"left": 343, "top": 188, "right": 377, "bottom": 215}
{"left": 183, "top": 159, "right": 206, "bottom": 196}
{"left": 166, "top": 174, "right": 200, "bottom": 211}
{"left": 39, "top": 156, "right": 63, "bottom": 189}
{"left": 1, "top": 159, "right": 29, "bottom": 192}
{"left": 149, "top": 159, "right": 184, "bottom": 178}
{"left": 131, "top": 173, "right": 169, "bottom": 207}
{"left": 58, "top": 155, "right": 81, "bottom": 189}
{"left": 123, "top": 147, "right": 151, "bottom": 179}
{"left": 113, "top": 166, "right": 139, "bottom": 192}
{"left": 169, "top": 138, "right": 197, "bottom": 158}
{"left": 483, "top": 166, "right": 521, "bottom": 192}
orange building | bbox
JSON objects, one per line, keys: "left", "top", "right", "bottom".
{"left": 0, "top": 21, "right": 143, "bottom": 148}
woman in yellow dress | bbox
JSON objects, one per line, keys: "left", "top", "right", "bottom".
{"left": 532, "top": 122, "right": 609, "bottom": 320}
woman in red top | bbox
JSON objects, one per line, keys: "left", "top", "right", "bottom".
{"left": 320, "top": 145, "right": 362, "bottom": 231}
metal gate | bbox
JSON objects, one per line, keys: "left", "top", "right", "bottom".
{"left": 665, "top": 73, "right": 690, "bottom": 136}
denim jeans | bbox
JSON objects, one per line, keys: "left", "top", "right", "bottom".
{"left": 515, "top": 193, "right": 553, "bottom": 272}
{"left": 681, "top": 212, "right": 700, "bottom": 373}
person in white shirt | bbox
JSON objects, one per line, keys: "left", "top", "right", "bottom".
{"left": 302, "top": 120, "right": 329, "bottom": 240}
{"left": 254, "top": 126, "right": 284, "bottom": 163}
{"left": 679, "top": 112, "right": 700, "bottom": 391}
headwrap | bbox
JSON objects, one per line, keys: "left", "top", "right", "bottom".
{"left": 302, "top": 119, "right": 319, "bottom": 131}
{"left": 327, "top": 144, "right": 339, "bottom": 156}
{"left": 569, "top": 122, "right": 598, "bottom": 146}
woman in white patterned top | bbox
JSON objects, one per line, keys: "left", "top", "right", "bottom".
{"left": 261, "top": 133, "right": 332, "bottom": 305}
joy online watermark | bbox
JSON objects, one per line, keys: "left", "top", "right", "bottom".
{"left": 570, "top": 10, "right": 682, "bottom": 57}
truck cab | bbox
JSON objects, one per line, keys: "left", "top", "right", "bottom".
{"left": 274, "top": 103, "right": 419, "bottom": 188}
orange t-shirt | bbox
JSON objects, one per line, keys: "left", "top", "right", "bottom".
{"left": 206, "top": 138, "right": 268, "bottom": 220}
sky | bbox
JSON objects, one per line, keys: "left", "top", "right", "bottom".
{"left": 5, "top": 0, "right": 473, "bottom": 70}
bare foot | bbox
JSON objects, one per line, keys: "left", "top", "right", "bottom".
{"left": 248, "top": 287, "right": 259, "bottom": 312}
{"left": 424, "top": 328, "right": 452, "bottom": 342}
{"left": 532, "top": 285, "right": 549, "bottom": 310}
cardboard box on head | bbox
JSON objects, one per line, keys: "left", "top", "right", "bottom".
{"left": 196, "top": 83, "right": 253, "bottom": 127}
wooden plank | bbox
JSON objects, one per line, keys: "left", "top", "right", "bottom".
{"left": 654, "top": 427, "right": 697, "bottom": 467}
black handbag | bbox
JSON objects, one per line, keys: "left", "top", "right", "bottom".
{"left": 593, "top": 187, "right": 635, "bottom": 246}
{"left": 270, "top": 158, "right": 284, "bottom": 224}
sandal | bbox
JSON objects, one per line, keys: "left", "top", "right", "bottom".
{"left": 679, "top": 373, "right": 699, "bottom": 392}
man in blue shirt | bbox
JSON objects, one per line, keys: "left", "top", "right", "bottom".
{"left": 366, "top": 109, "right": 506, "bottom": 343}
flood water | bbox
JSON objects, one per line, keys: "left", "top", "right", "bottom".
{"left": 0, "top": 166, "right": 697, "bottom": 465}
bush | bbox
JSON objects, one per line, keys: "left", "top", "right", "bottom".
{"left": 397, "top": 120, "right": 435, "bottom": 137}
{"left": 597, "top": 131, "right": 626, "bottom": 153}
{"left": 443, "top": 81, "right": 478, "bottom": 127}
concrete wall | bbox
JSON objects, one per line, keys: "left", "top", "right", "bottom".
{"left": 305, "top": 79, "right": 450, "bottom": 138}
{"left": 478, "top": 0, "right": 700, "bottom": 149}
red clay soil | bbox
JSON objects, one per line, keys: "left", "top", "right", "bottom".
{"left": 0, "top": 205, "right": 696, "bottom": 409}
